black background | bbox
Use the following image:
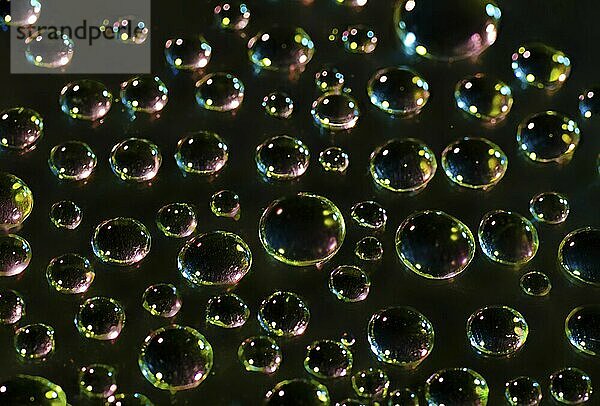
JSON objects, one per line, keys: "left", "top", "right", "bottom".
{"left": 1, "top": 0, "right": 599, "bottom": 404}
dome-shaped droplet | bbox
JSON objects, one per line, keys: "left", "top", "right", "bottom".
{"left": 478, "top": 210, "right": 539, "bottom": 266}
{"left": 441, "top": 137, "right": 508, "bottom": 189}
{"left": 425, "top": 368, "right": 489, "bottom": 405}
{"left": 156, "top": 202, "right": 197, "bottom": 238}
{"left": 328, "top": 265, "right": 370, "bottom": 302}
{"left": 92, "top": 217, "right": 151, "bottom": 266}
{"left": 59, "top": 80, "right": 112, "bottom": 121}
{"left": 369, "top": 138, "right": 437, "bottom": 192}
{"left": 120, "top": 76, "right": 168, "bottom": 114}
{"left": 48, "top": 141, "right": 97, "bottom": 181}
{"left": 79, "top": 364, "right": 118, "bottom": 399}
{"left": 206, "top": 293, "right": 249, "bottom": 328}
{"left": 367, "top": 306, "right": 434, "bottom": 368}
{"left": 319, "top": 147, "right": 349, "bottom": 173}
{"left": 1, "top": 0, "right": 41, "bottom": 26}
{"left": 14, "top": 323, "right": 55, "bottom": 359}
{"left": 50, "top": 200, "right": 82, "bottom": 230}
{"left": 511, "top": 44, "right": 571, "bottom": 90}
{"left": 351, "top": 201, "right": 387, "bottom": 230}
{"left": 579, "top": 87, "right": 600, "bottom": 119}
{"left": 304, "top": 339, "right": 353, "bottom": 379}
{"left": 505, "top": 376, "right": 542, "bottom": 406}
{"left": 388, "top": 388, "right": 419, "bottom": 406}
{"left": 352, "top": 368, "right": 390, "bottom": 399}
{"left": 174, "top": 131, "right": 229, "bottom": 175}
{"left": 210, "top": 190, "right": 240, "bottom": 218}
{"left": 0, "top": 234, "right": 32, "bottom": 276}
{"left": 549, "top": 368, "right": 593, "bottom": 405}
{"left": 520, "top": 271, "right": 551, "bottom": 297}
{"left": 248, "top": 26, "right": 315, "bottom": 71}
{"left": 315, "top": 66, "right": 345, "bottom": 93}
{"left": 195, "top": 72, "right": 244, "bottom": 112}
{"left": 529, "top": 192, "right": 569, "bottom": 224}
{"left": 341, "top": 25, "right": 378, "bottom": 54}
{"left": 258, "top": 291, "right": 310, "bottom": 337}
{"left": 394, "top": 0, "right": 501, "bottom": 61}
{"left": 565, "top": 305, "right": 600, "bottom": 356}
{"left": 0, "top": 107, "right": 44, "bottom": 150}
{"left": 262, "top": 92, "right": 294, "bottom": 119}
{"left": 467, "top": 305, "right": 528, "bottom": 357}
{"left": 396, "top": 210, "right": 475, "bottom": 279}
{"left": 238, "top": 336, "right": 282, "bottom": 374}
{"left": 46, "top": 253, "right": 95, "bottom": 294}
{"left": 355, "top": 236, "right": 383, "bottom": 261}
{"left": 558, "top": 227, "right": 600, "bottom": 286}
{"left": 109, "top": 138, "right": 162, "bottom": 182}
{"left": 75, "top": 297, "right": 125, "bottom": 340}
{"left": 0, "top": 289, "right": 25, "bottom": 325}
{"left": 259, "top": 193, "right": 345, "bottom": 266}
{"left": 255, "top": 135, "right": 310, "bottom": 180}
{"left": 367, "top": 67, "right": 429, "bottom": 116}
{"left": 164, "top": 36, "right": 212, "bottom": 70}
{"left": 517, "top": 111, "right": 580, "bottom": 163}
{"left": 142, "top": 283, "right": 182, "bottom": 318}
{"left": 138, "top": 325, "right": 213, "bottom": 391}
{"left": 311, "top": 92, "right": 360, "bottom": 131}
{"left": 265, "top": 379, "right": 330, "bottom": 405}
{"left": 0, "top": 173, "right": 33, "bottom": 230}
{"left": 0, "top": 375, "right": 67, "bottom": 406}
{"left": 455, "top": 73, "right": 513, "bottom": 123}
{"left": 214, "top": 1, "right": 251, "bottom": 30}
{"left": 25, "top": 29, "right": 74, "bottom": 68}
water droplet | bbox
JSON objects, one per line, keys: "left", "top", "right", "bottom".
{"left": 388, "top": 388, "right": 419, "bottom": 406}
{"left": 311, "top": 92, "right": 360, "bottom": 131}
{"left": 206, "top": 293, "right": 249, "bottom": 328}
{"left": 352, "top": 368, "right": 390, "bottom": 399}
{"left": 46, "top": 253, "right": 95, "bottom": 294}
{"left": 369, "top": 138, "right": 437, "bottom": 192}
{"left": 0, "top": 289, "right": 25, "bottom": 325}
{"left": 549, "top": 368, "right": 592, "bottom": 404}
{"left": 255, "top": 135, "right": 310, "bottom": 180}
{"left": 138, "top": 325, "right": 213, "bottom": 391}
{"left": 1, "top": 0, "right": 41, "bottom": 26}
{"left": 48, "top": 141, "right": 97, "bottom": 181}
{"left": 441, "top": 137, "right": 508, "bottom": 189}
{"left": 262, "top": 92, "right": 294, "bottom": 119}
{"left": 25, "top": 29, "right": 74, "bottom": 68}
{"left": 467, "top": 306, "right": 528, "bottom": 356}
{"left": 368, "top": 306, "right": 434, "bottom": 367}
{"left": 75, "top": 297, "right": 125, "bottom": 340}
{"left": 79, "top": 364, "right": 117, "bottom": 399}
{"left": 328, "top": 265, "right": 370, "bottom": 302}
{"left": 351, "top": 201, "right": 386, "bottom": 230}
{"left": 106, "top": 393, "right": 153, "bottom": 405}
{"left": 355, "top": 236, "right": 383, "bottom": 261}
{"left": 455, "top": 73, "right": 513, "bottom": 123}
{"left": 512, "top": 43, "right": 571, "bottom": 90}
{"left": 529, "top": 192, "right": 569, "bottom": 224}
{"left": 517, "top": 111, "right": 580, "bottom": 163}
{"left": 315, "top": 66, "right": 345, "bottom": 93}
{"left": 341, "top": 332, "right": 356, "bottom": 347}
{"left": 156, "top": 203, "right": 197, "bottom": 238}
{"left": 520, "top": 271, "right": 551, "bottom": 297}
{"left": 248, "top": 26, "right": 315, "bottom": 71}
{"left": 565, "top": 305, "right": 600, "bottom": 356}
{"left": 142, "top": 283, "right": 182, "bottom": 318}
{"left": 92, "top": 217, "right": 151, "bottom": 266}
{"left": 238, "top": 336, "right": 282, "bottom": 374}
{"left": 579, "top": 87, "right": 600, "bottom": 119}
{"left": 0, "top": 234, "right": 32, "bottom": 276}
{"left": 59, "top": 80, "right": 112, "bottom": 121}
{"left": 367, "top": 67, "right": 429, "bottom": 116}
{"left": 120, "top": 76, "right": 168, "bottom": 114}
{"left": 478, "top": 210, "right": 539, "bottom": 266}
{"left": 504, "top": 376, "right": 542, "bottom": 406}
{"left": 214, "top": 1, "right": 251, "bottom": 30}
{"left": 319, "top": 147, "right": 349, "bottom": 173}
{"left": 174, "top": 131, "right": 229, "bottom": 175}
{"left": 0, "top": 107, "right": 44, "bottom": 151}
{"left": 0, "top": 375, "right": 66, "bottom": 406}
{"left": 49, "top": 200, "right": 82, "bottom": 230}
{"left": 109, "top": 138, "right": 162, "bottom": 182}
{"left": 195, "top": 72, "right": 244, "bottom": 112}
{"left": 14, "top": 323, "right": 55, "bottom": 359}
{"left": 210, "top": 190, "right": 240, "bottom": 218}
{"left": 265, "top": 379, "right": 330, "bottom": 405}
{"left": 0, "top": 173, "right": 33, "bottom": 230}
{"left": 394, "top": 0, "right": 500, "bottom": 61}
{"left": 341, "top": 25, "right": 378, "bottom": 54}
{"left": 425, "top": 368, "right": 489, "bottom": 405}
{"left": 559, "top": 227, "right": 600, "bottom": 286}
{"left": 258, "top": 291, "right": 310, "bottom": 337}
{"left": 396, "top": 210, "right": 475, "bottom": 279}
{"left": 259, "top": 193, "right": 346, "bottom": 266}
{"left": 103, "top": 16, "right": 149, "bottom": 45}
{"left": 164, "top": 36, "right": 212, "bottom": 70}
{"left": 304, "top": 339, "right": 353, "bottom": 379}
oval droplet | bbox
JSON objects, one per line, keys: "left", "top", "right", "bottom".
{"left": 206, "top": 293, "right": 250, "bottom": 328}
{"left": 255, "top": 135, "right": 310, "bottom": 180}
{"left": 91, "top": 217, "right": 151, "bottom": 266}
{"left": 328, "top": 265, "right": 370, "bottom": 302}
{"left": 142, "top": 283, "right": 182, "bottom": 318}
{"left": 120, "top": 76, "right": 168, "bottom": 114}
{"left": 511, "top": 43, "right": 571, "bottom": 90}
{"left": 75, "top": 297, "right": 125, "bottom": 340}
{"left": 258, "top": 291, "right": 310, "bottom": 337}
{"left": 0, "top": 107, "right": 44, "bottom": 151}
{"left": 174, "top": 131, "right": 229, "bottom": 176}
{"left": 248, "top": 26, "right": 315, "bottom": 71}
{"left": 425, "top": 368, "right": 489, "bottom": 405}
{"left": 529, "top": 191, "right": 569, "bottom": 224}
{"left": 59, "top": 80, "right": 112, "bottom": 121}
{"left": 164, "top": 36, "right": 212, "bottom": 70}
{"left": 467, "top": 305, "right": 528, "bottom": 356}
{"left": 238, "top": 336, "right": 282, "bottom": 374}
{"left": 46, "top": 253, "right": 95, "bottom": 294}
{"left": 0, "top": 234, "right": 32, "bottom": 276}
{"left": 367, "top": 67, "right": 429, "bottom": 116}
{"left": 454, "top": 73, "right": 513, "bottom": 123}
{"left": 48, "top": 141, "right": 97, "bottom": 181}
{"left": 156, "top": 202, "right": 197, "bottom": 238}
{"left": 549, "top": 368, "right": 593, "bottom": 405}
{"left": 311, "top": 92, "right": 360, "bottom": 131}
{"left": 195, "top": 72, "right": 244, "bottom": 112}
{"left": 517, "top": 111, "right": 580, "bottom": 163}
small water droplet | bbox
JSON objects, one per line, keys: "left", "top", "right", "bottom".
{"left": 75, "top": 297, "right": 125, "bottom": 340}
{"left": 46, "top": 253, "right": 95, "bottom": 294}
{"left": 328, "top": 265, "right": 370, "bottom": 302}
{"left": 319, "top": 147, "right": 349, "bottom": 173}
{"left": 558, "top": 227, "right": 600, "bottom": 286}
{"left": 92, "top": 217, "right": 151, "bottom": 266}
{"left": 120, "top": 76, "right": 168, "bottom": 114}
{"left": 255, "top": 135, "right": 310, "bottom": 180}
{"left": 0, "top": 234, "right": 32, "bottom": 276}
{"left": 529, "top": 191, "right": 569, "bottom": 224}
{"left": 0, "top": 289, "right": 25, "bottom": 325}
{"left": 549, "top": 368, "right": 592, "bottom": 404}
{"left": 195, "top": 72, "right": 244, "bottom": 112}
{"left": 511, "top": 43, "right": 571, "bottom": 90}
{"left": 79, "top": 364, "right": 118, "bottom": 399}
{"left": 142, "top": 283, "right": 182, "bottom": 318}
{"left": 248, "top": 26, "right": 315, "bottom": 71}
{"left": 367, "top": 67, "right": 429, "bottom": 116}
{"left": 206, "top": 293, "right": 249, "bottom": 328}
{"left": 517, "top": 111, "right": 580, "bottom": 163}
{"left": 164, "top": 36, "right": 212, "bottom": 70}
{"left": 156, "top": 203, "right": 197, "bottom": 238}
{"left": 48, "top": 141, "right": 97, "bottom": 181}
{"left": 214, "top": 1, "right": 251, "bottom": 30}
{"left": 25, "top": 29, "right": 74, "bottom": 68}
{"left": 467, "top": 306, "right": 528, "bottom": 356}
{"left": 238, "top": 336, "right": 282, "bottom": 374}
{"left": 14, "top": 323, "right": 55, "bottom": 360}
{"left": 455, "top": 73, "right": 513, "bottom": 123}
{"left": 262, "top": 92, "right": 294, "bottom": 118}
{"left": 210, "top": 190, "right": 240, "bottom": 219}
{"left": 425, "top": 368, "right": 489, "bottom": 405}
{"left": 59, "top": 80, "right": 112, "bottom": 121}
{"left": 304, "top": 339, "right": 353, "bottom": 379}
{"left": 258, "top": 291, "right": 310, "bottom": 337}
{"left": 351, "top": 368, "right": 389, "bottom": 400}
{"left": 174, "top": 131, "right": 229, "bottom": 176}
{"left": 504, "top": 376, "right": 542, "bottom": 406}
{"left": 520, "top": 271, "right": 551, "bottom": 297}
{"left": 311, "top": 92, "right": 360, "bottom": 131}
{"left": 0, "top": 107, "right": 44, "bottom": 151}
{"left": 565, "top": 305, "right": 600, "bottom": 356}
{"left": 49, "top": 200, "right": 82, "bottom": 230}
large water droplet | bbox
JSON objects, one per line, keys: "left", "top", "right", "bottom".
{"left": 0, "top": 289, "right": 25, "bottom": 324}
{"left": 0, "top": 375, "right": 67, "bottom": 406}
{"left": 304, "top": 339, "right": 353, "bottom": 379}
{"left": 517, "top": 111, "right": 580, "bottom": 163}
{"left": 59, "top": 80, "right": 112, "bottom": 121}
{"left": 367, "top": 67, "right": 429, "bottom": 116}
{"left": 455, "top": 73, "right": 513, "bottom": 123}
{"left": 238, "top": 336, "right": 282, "bottom": 374}
{"left": 255, "top": 135, "right": 310, "bottom": 180}
{"left": 142, "top": 283, "right": 182, "bottom": 318}
{"left": 467, "top": 305, "right": 528, "bottom": 356}
{"left": 0, "top": 234, "right": 32, "bottom": 276}
{"left": 156, "top": 202, "right": 197, "bottom": 238}
{"left": 174, "top": 131, "right": 229, "bottom": 176}
{"left": 14, "top": 323, "right": 55, "bottom": 359}
{"left": 46, "top": 253, "right": 95, "bottom": 294}
{"left": 25, "top": 29, "right": 74, "bottom": 68}
{"left": 248, "top": 26, "right": 315, "bottom": 71}
{"left": 258, "top": 291, "right": 310, "bottom": 337}
{"left": 164, "top": 36, "right": 212, "bottom": 70}
{"left": 565, "top": 305, "right": 600, "bottom": 356}
{"left": 0, "top": 107, "right": 44, "bottom": 151}
{"left": 49, "top": 200, "right": 82, "bottom": 230}
{"left": 0, "top": 173, "right": 33, "bottom": 230}
{"left": 549, "top": 368, "right": 593, "bottom": 404}
{"left": 92, "top": 217, "right": 151, "bottom": 266}
{"left": 75, "top": 296, "right": 125, "bottom": 340}
{"left": 195, "top": 72, "right": 244, "bottom": 112}
{"left": 265, "top": 379, "right": 330, "bottom": 405}
{"left": 328, "top": 265, "right": 370, "bottom": 302}
{"left": 425, "top": 368, "right": 489, "bottom": 405}
{"left": 311, "top": 92, "right": 360, "bottom": 131}
{"left": 529, "top": 191, "right": 569, "bottom": 224}
{"left": 511, "top": 43, "right": 571, "bottom": 90}
{"left": 120, "top": 76, "right": 168, "bottom": 114}
{"left": 48, "top": 141, "right": 97, "bottom": 181}
{"left": 504, "top": 376, "right": 542, "bottom": 406}
{"left": 206, "top": 293, "right": 249, "bottom": 328}
{"left": 558, "top": 227, "right": 600, "bottom": 286}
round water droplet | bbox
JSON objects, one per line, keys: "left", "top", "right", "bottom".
{"left": 258, "top": 291, "right": 310, "bottom": 337}
{"left": 512, "top": 43, "right": 571, "bottom": 90}
{"left": 565, "top": 305, "right": 600, "bottom": 356}
{"left": 46, "top": 253, "right": 95, "bottom": 294}
{"left": 329, "top": 265, "right": 370, "bottom": 302}
{"left": 0, "top": 234, "right": 32, "bottom": 276}
{"left": 304, "top": 339, "right": 353, "bottom": 379}
{"left": 529, "top": 192, "right": 569, "bottom": 224}
{"left": 48, "top": 141, "right": 97, "bottom": 181}
{"left": 0, "top": 289, "right": 25, "bottom": 325}
{"left": 120, "top": 76, "right": 168, "bottom": 114}
{"left": 369, "top": 138, "right": 437, "bottom": 192}
{"left": 142, "top": 283, "right": 182, "bottom": 318}
{"left": 478, "top": 210, "right": 539, "bottom": 266}
{"left": 248, "top": 26, "right": 315, "bottom": 71}
{"left": 164, "top": 36, "right": 211, "bottom": 70}
{"left": 255, "top": 135, "right": 310, "bottom": 180}
{"left": 319, "top": 147, "right": 349, "bottom": 173}
{"left": 0, "top": 173, "right": 33, "bottom": 230}
{"left": 75, "top": 296, "right": 125, "bottom": 340}
{"left": 520, "top": 271, "right": 551, "bottom": 297}
{"left": 396, "top": 210, "right": 475, "bottom": 279}
{"left": 311, "top": 92, "right": 360, "bottom": 131}
{"left": 455, "top": 73, "right": 513, "bottom": 123}
{"left": 139, "top": 325, "right": 213, "bottom": 391}
{"left": 25, "top": 29, "right": 74, "bottom": 68}
{"left": 109, "top": 138, "right": 162, "bottom": 182}
{"left": 262, "top": 92, "right": 294, "bottom": 119}
{"left": 467, "top": 305, "right": 528, "bottom": 356}
{"left": 579, "top": 87, "right": 600, "bottom": 119}
{"left": 559, "top": 227, "right": 600, "bottom": 286}
{"left": 259, "top": 193, "right": 345, "bottom": 266}
{"left": 0, "top": 107, "right": 44, "bottom": 151}
{"left": 315, "top": 66, "right": 345, "bottom": 93}
{"left": 174, "top": 131, "right": 229, "bottom": 176}
{"left": 106, "top": 393, "right": 154, "bottom": 405}
{"left": 156, "top": 202, "right": 196, "bottom": 238}
{"left": 425, "top": 368, "right": 489, "bottom": 405}
{"left": 265, "top": 379, "right": 330, "bottom": 405}
{"left": 388, "top": 388, "right": 419, "bottom": 406}
{"left": 549, "top": 368, "right": 593, "bottom": 405}
{"left": 355, "top": 236, "right": 383, "bottom": 261}
{"left": 1, "top": 0, "right": 41, "bottom": 26}
{"left": 367, "top": 67, "right": 429, "bottom": 116}
{"left": 59, "top": 80, "right": 112, "bottom": 121}
{"left": 367, "top": 306, "right": 434, "bottom": 368}
{"left": 441, "top": 137, "right": 508, "bottom": 189}
{"left": 206, "top": 293, "right": 249, "bottom": 328}
{"left": 214, "top": 1, "right": 251, "bottom": 30}
{"left": 394, "top": 0, "right": 500, "bottom": 61}
{"left": 50, "top": 200, "right": 82, "bottom": 229}
{"left": 341, "top": 25, "right": 378, "bottom": 54}
{"left": 0, "top": 375, "right": 66, "bottom": 406}
{"left": 210, "top": 190, "right": 240, "bottom": 218}
{"left": 79, "top": 364, "right": 117, "bottom": 399}
{"left": 195, "top": 72, "right": 244, "bottom": 112}
{"left": 352, "top": 368, "right": 389, "bottom": 399}
{"left": 504, "top": 376, "right": 542, "bottom": 406}
{"left": 351, "top": 201, "right": 387, "bottom": 230}
{"left": 102, "top": 17, "right": 149, "bottom": 45}
{"left": 238, "top": 335, "right": 282, "bottom": 374}
{"left": 92, "top": 217, "right": 151, "bottom": 266}
{"left": 517, "top": 111, "right": 580, "bottom": 164}
{"left": 14, "top": 323, "right": 55, "bottom": 359}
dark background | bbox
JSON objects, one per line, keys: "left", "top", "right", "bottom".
{"left": 1, "top": 0, "right": 599, "bottom": 404}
